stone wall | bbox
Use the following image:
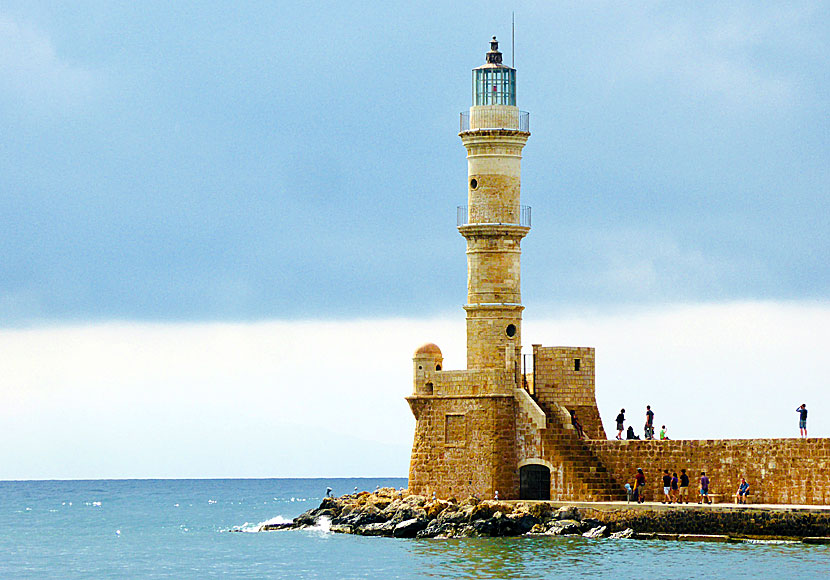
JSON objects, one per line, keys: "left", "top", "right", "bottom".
{"left": 532, "top": 346, "right": 606, "bottom": 440}
{"left": 589, "top": 438, "right": 830, "bottom": 506}
{"left": 407, "top": 394, "right": 519, "bottom": 499}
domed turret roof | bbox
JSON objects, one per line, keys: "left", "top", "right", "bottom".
{"left": 414, "top": 343, "right": 442, "bottom": 357}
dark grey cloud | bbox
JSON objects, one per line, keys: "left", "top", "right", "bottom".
{"left": 0, "top": 2, "right": 827, "bottom": 325}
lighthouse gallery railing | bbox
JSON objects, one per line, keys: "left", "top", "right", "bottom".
{"left": 457, "top": 205, "right": 531, "bottom": 227}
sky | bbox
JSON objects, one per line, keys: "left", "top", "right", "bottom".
{"left": 1, "top": 2, "right": 828, "bottom": 479}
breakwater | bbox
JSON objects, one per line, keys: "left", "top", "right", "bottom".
{"left": 264, "top": 487, "right": 830, "bottom": 542}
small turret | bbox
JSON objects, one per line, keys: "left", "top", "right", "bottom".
{"left": 413, "top": 343, "right": 442, "bottom": 395}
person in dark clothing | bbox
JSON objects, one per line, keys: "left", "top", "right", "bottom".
{"left": 679, "top": 469, "right": 690, "bottom": 503}
{"left": 645, "top": 405, "right": 655, "bottom": 439}
{"left": 634, "top": 468, "right": 646, "bottom": 503}
{"left": 662, "top": 470, "right": 672, "bottom": 503}
{"left": 797, "top": 404, "right": 808, "bottom": 438}
{"left": 671, "top": 472, "right": 679, "bottom": 503}
{"left": 698, "top": 471, "right": 711, "bottom": 504}
{"left": 626, "top": 426, "right": 640, "bottom": 440}
{"left": 615, "top": 409, "right": 626, "bottom": 440}
{"left": 570, "top": 409, "right": 585, "bottom": 439}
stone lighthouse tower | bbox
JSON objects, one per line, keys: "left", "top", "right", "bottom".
{"left": 407, "top": 38, "right": 531, "bottom": 500}
{"left": 461, "top": 36, "right": 530, "bottom": 378}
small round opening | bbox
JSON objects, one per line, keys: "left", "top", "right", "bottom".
{"left": 435, "top": 364, "right": 442, "bottom": 371}
{"left": 506, "top": 324, "right": 517, "bottom": 337}
{"left": 469, "top": 178, "right": 478, "bottom": 190}
{"left": 418, "top": 365, "right": 423, "bottom": 370}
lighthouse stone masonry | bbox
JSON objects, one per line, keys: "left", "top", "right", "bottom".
{"left": 406, "top": 38, "right": 615, "bottom": 502}
{"left": 405, "top": 38, "right": 830, "bottom": 507}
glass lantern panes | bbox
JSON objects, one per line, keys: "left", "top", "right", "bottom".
{"left": 473, "top": 67, "right": 516, "bottom": 106}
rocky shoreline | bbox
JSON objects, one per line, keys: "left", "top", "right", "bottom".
{"left": 256, "top": 488, "right": 830, "bottom": 543}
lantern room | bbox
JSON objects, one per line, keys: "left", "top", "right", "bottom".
{"left": 472, "top": 36, "right": 516, "bottom": 106}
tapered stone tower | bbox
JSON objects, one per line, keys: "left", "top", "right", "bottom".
{"left": 460, "top": 36, "right": 530, "bottom": 378}
{"left": 406, "top": 38, "right": 531, "bottom": 500}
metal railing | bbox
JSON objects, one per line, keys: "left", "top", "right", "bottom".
{"left": 457, "top": 205, "right": 531, "bottom": 227}
{"left": 460, "top": 110, "right": 530, "bottom": 132}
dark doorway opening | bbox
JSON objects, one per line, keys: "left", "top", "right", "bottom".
{"left": 519, "top": 464, "right": 550, "bottom": 500}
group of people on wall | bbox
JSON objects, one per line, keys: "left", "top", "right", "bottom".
{"left": 614, "top": 406, "right": 669, "bottom": 441}
{"left": 627, "top": 469, "right": 751, "bottom": 505}
{"left": 612, "top": 403, "right": 810, "bottom": 441}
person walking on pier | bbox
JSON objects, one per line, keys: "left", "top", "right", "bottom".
{"left": 662, "top": 470, "right": 672, "bottom": 503}
{"left": 797, "top": 404, "right": 808, "bottom": 438}
{"left": 698, "top": 472, "right": 711, "bottom": 504}
{"left": 671, "top": 472, "right": 679, "bottom": 503}
{"left": 679, "top": 469, "right": 690, "bottom": 503}
{"left": 645, "top": 405, "right": 655, "bottom": 439}
{"left": 616, "top": 409, "right": 625, "bottom": 440}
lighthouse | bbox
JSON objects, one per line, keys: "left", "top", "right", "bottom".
{"left": 406, "top": 38, "right": 531, "bottom": 500}
{"left": 459, "top": 36, "right": 530, "bottom": 377}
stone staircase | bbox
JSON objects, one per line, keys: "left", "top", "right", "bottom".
{"left": 535, "top": 399, "right": 628, "bottom": 502}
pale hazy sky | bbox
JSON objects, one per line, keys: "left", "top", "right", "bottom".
{"left": 1, "top": 2, "right": 827, "bottom": 479}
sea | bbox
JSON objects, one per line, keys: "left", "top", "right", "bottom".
{"left": 1, "top": 477, "right": 827, "bottom": 579}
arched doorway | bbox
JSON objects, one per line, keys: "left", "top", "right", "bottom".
{"left": 519, "top": 464, "right": 551, "bottom": 500}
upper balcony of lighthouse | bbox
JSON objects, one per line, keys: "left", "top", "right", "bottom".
{"left": 460, "top": 37, "right": 529, "bottom": 134}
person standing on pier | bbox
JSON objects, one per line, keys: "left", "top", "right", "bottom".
{"left": 679, "top": 469, "right": 690, "bottom": 503}
{"left": 699, "top": 472, "right": 711, "bottom": 504}
{"left": 645, "top": 405, "right": 655, "bottom": 439}
{"left": 634, "top": 468, "right": 646, "bottom": 503}
{"left": 797, "top": 404, "right": 808, "bottom": 438}
{"left": 615, "top": 409, "right": 625, "bottom": 440}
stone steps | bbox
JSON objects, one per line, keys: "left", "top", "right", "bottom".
{"left": 534, "top": 398, "right": 628, "bottom": 501}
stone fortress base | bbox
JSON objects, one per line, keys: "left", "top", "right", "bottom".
{"left": 409, "top": 342, "right": 830, "bottom": 506}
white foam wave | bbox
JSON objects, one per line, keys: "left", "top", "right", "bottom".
{"left": 234, "top": 515, "right": 293, "bottom": 533}
{"left": 306, "top": 516, "right": 331, "bottom": 534}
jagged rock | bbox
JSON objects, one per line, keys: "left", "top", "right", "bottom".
{"left": 331, "top": 505, "right": 383, "bottom": 528}
{"left": 583, "top": 525, "right": 607, "bottom": 538}
{"left": 456, "top": 523, "right": 480, "bottom": 537}
{"left": 393, "top": 518, "right": 428, "bottom": 538}
{"left": 505, "top": 513, "right": 540, "bottom": 535}
{"left": 417, "top": 519, "right": 456, "bottom": 538}
{"left": 403, "top": 494, "right": 428, "bottom": 508}
{"left": 376, "top": 487, "right": 398, "bottom": 498}
{"left": 390, "top": 506, "right": 427, "bottom": 525}
{"left": 329, "top": 524, "right": 354, "bottom": 534}
{"left": 357, "top": 521, "right": 396, "bottom": 536}
{"left": 436, "top": 507, "right": 466, "bottom": 525}
{"left": 554, "top": 506, "right": 581, "bottom": 521}
{"left": 260, "top": 522, "right": 294, "bottom": 531}
{"left": 471, "top": 500, "right": 514, "bottom": 521}
{"left": 368, "top": 496, "right": 393, "bottom": 510}
{"left": 528, "top": 523, "right": 548, "bottom": 534}
{"left": 470, "top": 518, "right": 499, "bottom": 537}
{"left": 293, "top": 510, "right": 320, "bottom": 527}
{"left": 610, "top": 528, "right": 635, "bottom": 539}
{"left": 546, "top": 519, "right": 582, "bottom": 535}
{"left": 425, "top": 500, "right": 450, "bottom": 519}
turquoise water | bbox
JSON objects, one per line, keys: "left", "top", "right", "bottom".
{"left": 1, "top": 478, "right": 827, "bottom": 578}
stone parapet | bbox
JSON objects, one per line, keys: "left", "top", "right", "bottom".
{"left": 589, "top": 438, "right": 830, "bottom": 506}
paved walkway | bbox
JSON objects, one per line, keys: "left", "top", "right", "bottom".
{"left": 506, "top": 499, "right": 830, "bottom": 513}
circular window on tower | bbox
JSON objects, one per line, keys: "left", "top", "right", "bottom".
{"left": 506, "top": 324, "right": 517, "bottom": 338}
{"left": 469, "top": 178, "right": 478, "bottom": 190}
